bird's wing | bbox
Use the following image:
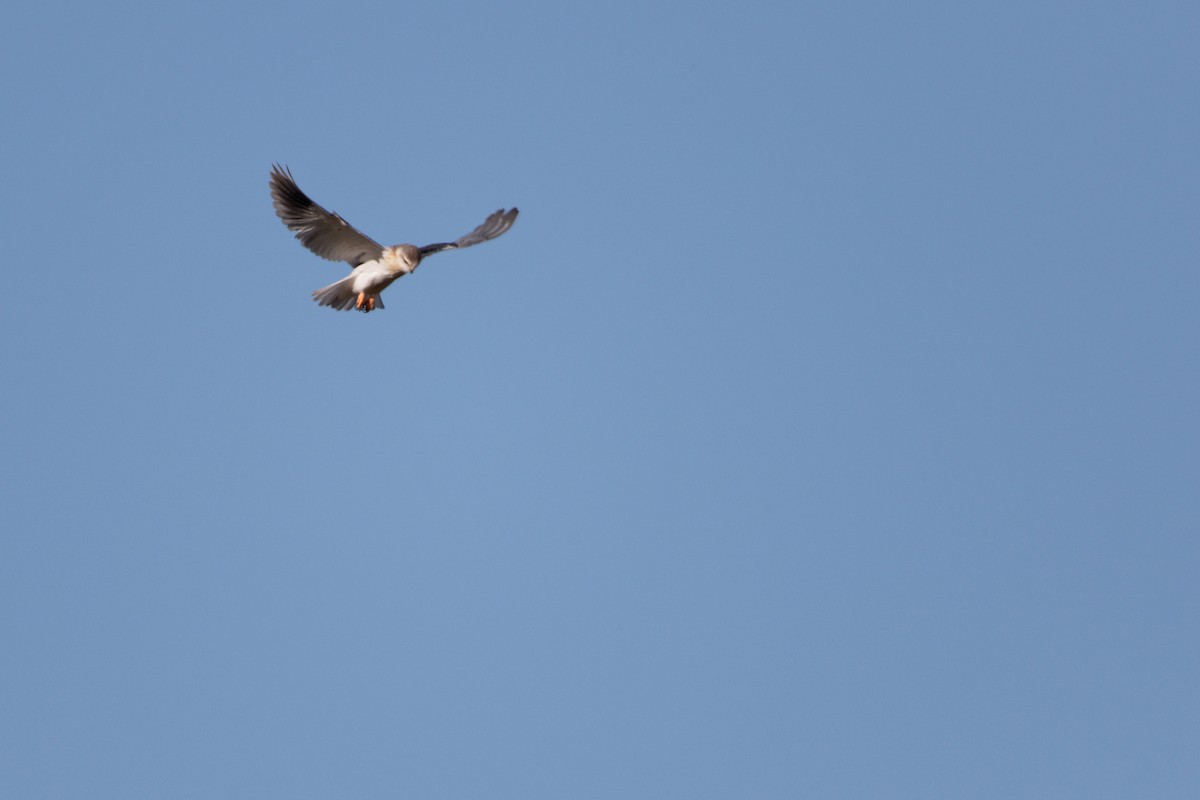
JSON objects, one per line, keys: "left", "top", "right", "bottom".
{"left": 419, "top": 208, "right": 519, "bottom": 257}
{"left": 270, "top": 164, "right": 384, "bottom": 268}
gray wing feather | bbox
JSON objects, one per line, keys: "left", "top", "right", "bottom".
{"left": 419, "top": 208, "right": 519, "bottom": 257}
{"left": 270, "top": 165, "right": 384, "bottom": 268}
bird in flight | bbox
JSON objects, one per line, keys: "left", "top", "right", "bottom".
{"left": 269, "top": 164, "right": 518, "bottom": 312}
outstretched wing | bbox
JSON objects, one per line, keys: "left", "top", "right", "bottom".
{"left": 419, "top": 208, "right": 519, "bottom": 257}
{"left": 269, "top": 164, "right": 384, "bottom": 268}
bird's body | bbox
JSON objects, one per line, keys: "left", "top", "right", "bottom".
{"left": 269, "top": 165, "right": 518, "bottom": 312}
{"left": 310, "top": 245, "right": 420, "bottom": 312}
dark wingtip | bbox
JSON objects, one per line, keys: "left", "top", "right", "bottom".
{"left": 268, "top": 163, "right": 294, "bottom": 193}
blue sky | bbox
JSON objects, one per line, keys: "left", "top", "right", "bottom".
{"left": 1, "top": 1, "right": 1197, "bottom": 797}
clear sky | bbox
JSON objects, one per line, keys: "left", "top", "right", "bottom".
{"left": 1, "top": 1, "right": 1196, "bottom": 797}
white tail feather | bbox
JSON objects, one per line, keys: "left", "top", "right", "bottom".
{"left": 311, "top": 276, "right": 359, "bottom": 311}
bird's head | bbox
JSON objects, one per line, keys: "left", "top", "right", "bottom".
{"left": 383, "top": 244, "right": 422, "bottom": 275}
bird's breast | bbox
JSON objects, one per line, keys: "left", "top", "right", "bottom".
{"left": 351, "top": 261, "right": 397, "bottom": 292}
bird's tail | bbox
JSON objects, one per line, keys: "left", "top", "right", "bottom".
{"left": 311, "top": 276, "right": 385, "bottom": 312}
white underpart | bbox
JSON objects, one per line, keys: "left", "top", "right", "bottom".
{"left": 351, "top": 260, "right": 398, "bottom": 293}
{"left": 352, "top": 248, "right": 416, "bottom": 292}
